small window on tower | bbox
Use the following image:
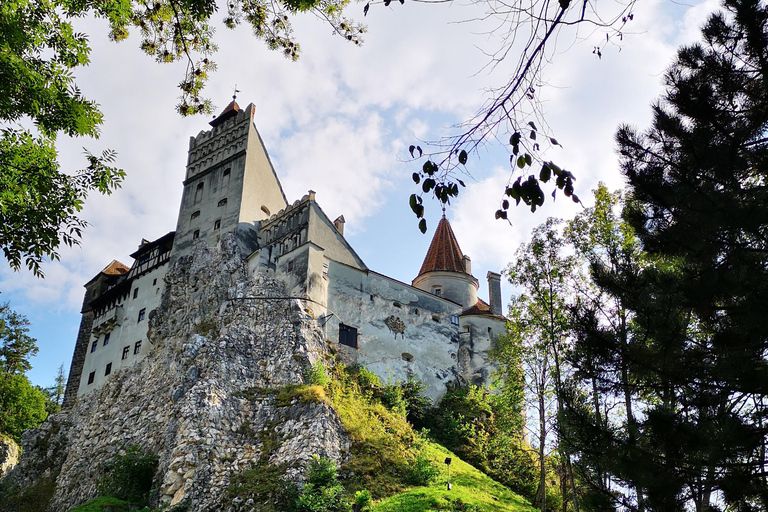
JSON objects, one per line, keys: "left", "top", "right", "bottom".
{"left": 451, "top": 315, "right": 459, "bottom": 325}
{"left": 214, "top": 219, "right": 221, "bottom": 230}
{"left": 91, "top": 340, "right": 98, "bottom": 353}
{"left": 122, "top": 346, "right": 130, "bottom": 360}
{"left": 222, "top": 168, "right": 231, "bottom": 186}
{"left": 191, "top": 210, "right": 200, "bottom": 220}
{"left": 103, "top": 332, "right": 110, "bottom": 346}
{"left": 195, "top": 182, "right": 204, "bottom": 203}
{"left": 134, "top": 340, "right": 142, "bottom": 355}
{"left": 137, "top": 308, "right": 146, "bottom": 322}
{"left": 287, "top": 260, "right": 294, "bottom": 272}
{"left": 261, "top": 205, "right": 271, "bottom": 215}
{"left": 88, "top": 372, "right": 95, "bottom": 385}
{"left": 133, "top": 288, "right": 139, "bottom": 299}
{"left": 432, "top": 286, "right": 442, "bottom": 296}
{"left": 105, "top": 363, "right": 112, "bottom": 376}
{"left": 193, "top": 230, "right": 200, "bottom": 240}
{"left": 218, "top": 198, "right": 227, "bottom": 207}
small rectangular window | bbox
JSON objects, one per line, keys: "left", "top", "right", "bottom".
{"left": 91, "top": 340, "right": 98, "bottom": 353}
{"left": 87, "top": 371, "right": 95, "bottom": 385}
{"left": 214, "top": 219, "right": 221, "bottom": 230}
{"left": 105, "top": 363, "right": 112, "bottom": 376}
{"left": 191, "top": 210, "right": 200, "bottom": 220}
{"left": 339, "top": 324, "right": 358, "bottom": 349}
{"left": 222, "top": 169, "right": 231, "bottom": 186}
{"left": 193, "top": 230, "right": 200, "bottom": 240}
{"left": 432, "top": 314, "right": 440, "bottom": 322}
{"left": 122, "top": 346, "right": 130, "bottom": 360}
{"left": 195, "top": 182, "right": 204, "bottom": 203}
{"left": 103, "top": 332, "right": 110, "bottom": 346}
{"left": 134, "top": 340, "right": 142, "bottom": 355}
{"left": 218, "top": 198, "right": 228, "bottom": 207}
{"left": 451, "top": 315, "right": 459, "bottom": 325}
{"left": 133, "top": 288, "right": 139, "bottom": 299}
{"left": 137, "top": 308, "right": 146, "bottom": 322}
{"left": 153, "top": 278, "right": 157, "bottom": 286}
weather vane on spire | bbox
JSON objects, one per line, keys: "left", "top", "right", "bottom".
{"left": 233, "top": 85, "right": 240, "bottom": 101}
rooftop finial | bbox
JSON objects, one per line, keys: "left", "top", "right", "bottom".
{"left": 233, "top": 85, "right": 240, "bottom": 101}
{"left": 442, "top": 205, "right": 446, "bottom": 217}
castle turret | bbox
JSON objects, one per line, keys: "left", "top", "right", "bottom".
{"left": 412, "top": 215, "right": 479, "bottom": 308}
{"left": 170, "top": 101, "right": 288, "bottom": 259}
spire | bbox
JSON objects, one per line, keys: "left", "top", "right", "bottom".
{"left": 209, "top": 98, "right": 241, "bottom": 127}
{"left": 417, "top": 216, "right": 469, "bottom": 276}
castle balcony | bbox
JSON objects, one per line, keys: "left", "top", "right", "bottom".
{"left": 92, "top": 305, "right": 123, "bottom": 337}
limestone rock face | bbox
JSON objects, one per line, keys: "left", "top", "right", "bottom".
{"left": 0, "top": 434, "right": 20, "bottom": 479}
{"left": 5, "top": 235, "right": 348, "bottom": 511}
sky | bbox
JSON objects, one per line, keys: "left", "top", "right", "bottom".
{"left": 1, "top": 0, "right": 719, "bottom": 388}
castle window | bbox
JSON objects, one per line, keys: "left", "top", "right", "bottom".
{"left": 339, "top": 324, "right": 358, "bottom": 349}
{"left": 88, "top": 371, "right": 95, "bottom": 385}
{"left": 214, "top": 219, "right": 221, "bottom": 230}
{"left": 222, "top": 168, "right": 230, "bottom": 186}
{"left": 414, "top": 308, "right": 420, "bottom": 315}
{"left": 195, "top": 182, "right": 204, "bottom": 203}
{"left": 432, "top": 314, "right": 440, "bottom": 322}
{"left": 105, "top": 362, "right": 112, "bottom": 376}
{"left": 402, "top": 353, "right": 414, "bottom": 362}
{"left": 432, "top": 287, "right": 442, "bottom": 296}
{"left": 451, "top": 315, "right": 459, "bottom": 325}
{"left": 137, "top": 308, "right": 146, "bottom": 322}
{"left": 261, "top": 205, "right": 270, "bottom": 215}
{"left": 103, "top": 332, "right": 110, "bottom": 346}
{"left": 287, "top": 260, "right": 294, "bottom": 272}
{"left": 153, "top": 278, "right": 157, "bottom": 286}
{"left": 193, "top": 230, "right": 200, "bottom": 240}
{"left": 134, "top": 340, "right": 142, "bottom": 355}
{"left": 393, "top": 301, "right": 402, "bottom": 308}
{"left": 191, "top": 210, "right": 200, "bottom": 220}
{"left": 122, "top": 346, "right": 130, "bottom": 360}
{"left": 133, "top": 288, "right": 139, "bottom": 299}
{"left": 91, "top": 340, "right": 98, "bottom": 353}
{"left": 218, "top": 198, "right": 227, "bottom": 207}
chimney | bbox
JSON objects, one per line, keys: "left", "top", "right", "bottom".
{"left": 487, "top": 271, "right": 502, "bottom": 316}
{"left": 333, "top": 215, "right": 346, "bottom": 236}
{"left": 462, "top": 255, "right": 472, "bottom": 275}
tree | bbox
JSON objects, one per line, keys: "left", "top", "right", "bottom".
{"left": 0, "top": 371, "right": 48, "bottom": 443}
{"left": 1, "top": 0, "right": 362, "bottom": 275}
{"left": 565, "top": 1, "right": 768, "bottom": 509}
{"left": 0, "top": 302, "right": 38, "bottom": 374}
{"left": 506, "top": 217, "right": 580, "bottom": 511}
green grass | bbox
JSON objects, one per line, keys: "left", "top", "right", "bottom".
{"left": 67, "top": 496, "right": 135, "bottom": 512}
{"left": 370, "top": 443, "right": 534, "bottom": 512}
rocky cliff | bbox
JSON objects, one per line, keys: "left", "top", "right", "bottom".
{"left": 3, "top": 235, "right": 350, "bottom": 511}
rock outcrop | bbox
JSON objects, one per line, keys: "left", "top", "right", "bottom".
{"left": 3, "top": 235, "right": 349, "bottom": 511}
{"left": 0, "top": 434, "right": 19, "bottom": 479}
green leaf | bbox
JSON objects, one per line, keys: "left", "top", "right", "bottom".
{"left": 422, "top": 178, "right": 435, "bottom": 193}
{"left": 418, "top": 218, "right": 427, "bottom": 233}
{"left": 517, "top": 156, "right": 526, "bottom": 169}
{"left": 412, "top": 173, "right": 420, "bottom": 184}
{"left": 540, "top": 164, "right": 551, "bottom": 182}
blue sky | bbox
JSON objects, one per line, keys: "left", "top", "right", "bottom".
{"left": 1, "top": 0, "right": 719, "bottom": 388}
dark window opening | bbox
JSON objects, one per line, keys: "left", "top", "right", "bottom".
{"left": 137, "top": 308, "right": 146, "bottom": 322}
{"left": 432, "top": 315, "right": 440, "bottom": 322}
{"left": 122, "top": 346, "right": 130, "bottom": 360}
{"left": 195, "top": 182, "right": 204, "bottom": 203}
{"left": 153, "top": 278, "right": 157, "bottom": 286}
{"left": 103, "top": 333, "right": 110, "bottom": 346}
{"left": 191, "top": 210, "right": 200, "bottom": 220}
{"left": 218, "top": 198, "right": 228, "bottom": 207}
{"left": 222, "top": 169, "right": 231, "bottom": 186}
{"left": 105, "top": 363, "right": 112, "bottom": 376}
{"left": 414, "top": 308, "right": 420, "bottom": 315}
{"left": 133, "top": 288, "right": 139, "bottom": 299}
{"left": 134, "top": 340, "right": 142, "bottom": 355}
{"left": 91, "top": 340, "right": 98, "bottom": 353}
{"left": 287, "top": 260, "right": 294, "bottom": 272}
{"left": 402, "top": 353, "right": 414, "bottom": 362}
{"left": 261, "top": 205, "right": 270, "bottom": 215}
{"left": 393, "top": 301, "right": 402, "bottom": 308}
{"left": 451, "top": 315, "right": 459, "bottom": 325}
{"left": 339, "top": 324, "right": 358, "bottom": 349}
{"left": 87, "top": 372, "right": 95, "bottom": 385}
{"left": 214, "top": 219, "right": 221, "bottom": 230}
{"left": 193, "top": 230, "right": 200, "bottom": 240}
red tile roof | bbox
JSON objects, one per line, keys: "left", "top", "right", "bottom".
{"left": 417, "top": 216, "right": 468, "bottom": 276}
{"left": 101, "top": 260, "right": 130, "bottom": 276}
{"left": 460, "top": 298, "right": 506, "bottom": 320}
{"left": 209, "top": 100, "right": 241, "bottom": 127}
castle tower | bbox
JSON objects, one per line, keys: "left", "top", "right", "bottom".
{"left": 171, "top": 101, "right": 288, "bottom": 259}
{"left": 412, "top": 215, "right": 479, "bottom": 308}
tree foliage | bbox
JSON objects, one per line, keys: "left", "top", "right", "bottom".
{"left": 0, "top": 371, "right": 47, "bottom": 443}
{"left": 0, "top": 301, "right": 38, "bottom": 375}
{"left": 562, "top": 1, "right": 768, "bottom": 509}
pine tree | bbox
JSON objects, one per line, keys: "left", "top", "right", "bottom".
{"left": 578, "top": 0, "right": 768, "bottom": 508}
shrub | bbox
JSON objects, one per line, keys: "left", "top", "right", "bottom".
{"left": 306, "top": 361, "right": 330, "bottom": 388}
{"left": 97, "top": 446, "right": 158, "bottom": 506}
{"left": 402, "top": 453, "right": 438, "bottom": 486}
{"left": 295, "top": 455, "right": 350, "bottom": 512}
{"left": 353, "top": 367, "right": 380, "bottom": 390}
{"left": 353, "top": 490, "right": 371, "bottom": 511}
{"left": 226, "top": 461, "right": 297, "bottom": 512}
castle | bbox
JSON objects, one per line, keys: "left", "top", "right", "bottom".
{"left": 62, "top": 101, "right": 506, "bottom": 407}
